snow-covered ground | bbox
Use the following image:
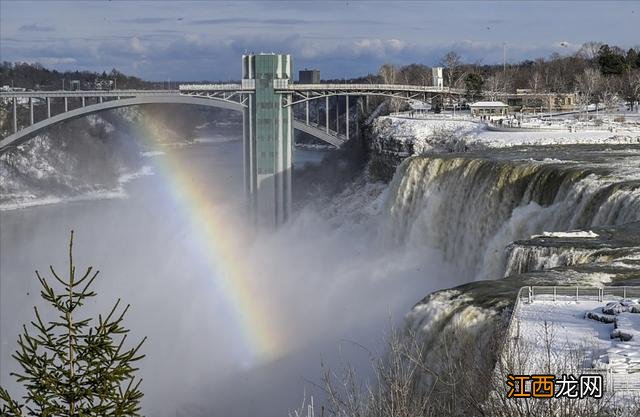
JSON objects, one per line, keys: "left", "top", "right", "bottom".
{"left": 372, "top": 114, "right": 640, "bottom": 153}
{"left": 511, "top": 296, "right": 640, "bottom": 394}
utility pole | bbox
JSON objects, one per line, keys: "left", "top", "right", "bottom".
{"left": 502, "top": 42, "right": 507, "bottom": 93}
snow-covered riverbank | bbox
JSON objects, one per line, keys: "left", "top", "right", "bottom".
{"left": 371, "top": 115, "right": 640, "bottom": 156}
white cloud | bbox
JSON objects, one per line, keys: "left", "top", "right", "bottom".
{"left": 130, "top": 37, "right": 146, "bottom": 54}
{"left": 37, "top": 57, "right": 77, "bottom": 65}
{"left": 387, "top": 39, "right": 406, "bottom": 51}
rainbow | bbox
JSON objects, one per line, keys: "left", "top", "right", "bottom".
{"left": 131, "top": 119, "right": 287, "bottom": 364}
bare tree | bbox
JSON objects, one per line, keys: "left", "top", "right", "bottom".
{"left": 378, "top": 63, "right": 405, "bottom": 112}
{"left": 599, "top": 76, "right": 620, "bottom": 113}
{"left": 378, "top": 63, "right": 398, "bottom": 84}
{"left": 306, "top": 316, "right": 634, "bottom": 417}
{"left": 577, "top": 41, "right": 605, "bottom": 61}
{"left": 575, "top": 68, "right": 603, "bottom": 118}
{"left": 441, "top": 51, "right": 462, "bottom": 89}
{"left": 622, "top": 69, "right": 640, "bottom": 111}
{"left": 529, "top": 70, "right": 543, "bottom": 92}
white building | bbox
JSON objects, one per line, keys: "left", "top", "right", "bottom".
{"left": 432, "top": 67, "right": 443, "bottom": 89}
{"left": 469, "top": 101, "right": 509, "bottom": 117}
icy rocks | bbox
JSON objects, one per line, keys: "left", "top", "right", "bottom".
{"left": 585, "top": 311, "right": 617, "bottom": 323}
{"left": 602, "top": 300, "right": 640, "bottom": 315}
{"left": 585, "top": 300, "right": 640, "bottom": 341}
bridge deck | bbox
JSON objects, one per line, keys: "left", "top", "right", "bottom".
{"left": 283, "top": 83, "right": 462, "bottom": 94}
{"left": 0, "top": 90, "right": 182, "bottom": 98}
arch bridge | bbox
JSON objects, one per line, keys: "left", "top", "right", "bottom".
{"left": 0, "top": 53, "right": 463, "bottom": 227}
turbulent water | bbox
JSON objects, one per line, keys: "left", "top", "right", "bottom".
{"left": 387, "top": 145, "right": 640, "bottom": 280}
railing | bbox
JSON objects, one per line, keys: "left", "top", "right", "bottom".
{"left": 486, "top": 121, "right": 640, "bottom": 133}
{"left": 388, "top": 111, "right": 476, "bottom": 122}
{"left": 0, "top": 89, "right": 181, "bottom": 98}
{"left": 285, "top": 83, "right": 458, "bottom": 93}
{"left": 178, "top": 84, "right": 245, "bottom": 91}
{"left": 516, "top": 285, "right": 640, "bottom": 303}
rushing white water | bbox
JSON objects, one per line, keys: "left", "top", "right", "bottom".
{"left": 386, "top": 149, "right": 640, "bottom": 280}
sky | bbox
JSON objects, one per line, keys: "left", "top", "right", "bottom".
{"left": 1, "top": 1, "right": 639, "bottom": 82}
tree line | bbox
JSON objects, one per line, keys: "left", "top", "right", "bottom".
{"left": 0, "top": 62, "right": 152, "bottom": 91}
{"left": 374, "top": 42, "right": 640, "bottom": 109}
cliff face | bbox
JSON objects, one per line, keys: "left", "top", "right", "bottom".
{"left": 364, "top": 116, "right": 480, "bottom": 181}
{"left": 0, "top": 105, "right": 239, "bottom": 209}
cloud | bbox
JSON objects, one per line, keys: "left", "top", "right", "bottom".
{"left": 39, "top": 57, "right": 77, "bottom": 65}
{"left": 18, "top": 24, "right": 54, "bottom": 32}
{"left": 119, "top": 17, "right": 175, "bottom": 24}
{"left": 130, "top": 37, "right": 146, "bottom": 54}
{"left": 190, "top": 17, "right": 310, "bottom": 25}
{"left": 189, "top": 17, "right": 384, "bottom": 26}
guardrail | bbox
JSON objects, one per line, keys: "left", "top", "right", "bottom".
{"left": 387, "top": 111, "right": 476, "bottom": 123}
{"left": 517, "top": 286, "right": 640, "bottom": 303}
{"left": 0, "top": 90, "right": 181, "bottom": 98}
{"left": 284, "top": 83, "right": 459, "bottom": 93}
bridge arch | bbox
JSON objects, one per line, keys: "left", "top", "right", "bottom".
{"left": 0, "top": 95, "right": 344, "bottom": 151}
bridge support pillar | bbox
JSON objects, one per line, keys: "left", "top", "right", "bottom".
{"left": 29, "top": 98, "right": 34, "bottom": 125}
{"left": 346, "top": 96, "right": 349, "bottom": 141}
{"left": 325, "top": 96, "right": 329, "bottom": 134}
{"left": 47, "top": 98, "right": 51, "bottom": 118}
{"left": 64, "top": 97, "right": 68, "bottom": 112}
{"left": 242, "top": 53, "right": 293, "bottom": 228}
{"left": 82, "top": 97, "right": 85, "bottom": 107}
{"left": 12, "top": 98, "right": 17, "bottom": 133}
{"left": 305, "top": 100, "right": 309, "bottom": 125}
{"left": 336, "top": 97, "right": 339, "bottom": 133}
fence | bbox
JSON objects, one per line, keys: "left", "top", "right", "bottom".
{"left": 516, "top": 285, "right": 640, "bottom": 304}
{"left": 506, "top": 285, "right": 640, "bottom": 393}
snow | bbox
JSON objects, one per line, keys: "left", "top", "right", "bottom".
{"left": 512, "top": 297, "right": 640, "bottom": 394}
{"left": 535, "top": 230, "right": 600, "bottom": 239}
{"left": 468, "top": 101, "right": 508, "bottom": 107}
{"left": 373, "top": 114, "right": 640, "bottom": 153}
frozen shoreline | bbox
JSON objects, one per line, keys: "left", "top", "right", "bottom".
{"left": 0, "top": 165, "right": 154, "bottom": 211}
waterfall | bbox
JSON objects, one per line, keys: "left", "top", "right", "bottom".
{"left": 503, "top": 245, "right": 612, "bottom": 276}
{"left": 386, "top": 152, "right": 640, "bottom": 280}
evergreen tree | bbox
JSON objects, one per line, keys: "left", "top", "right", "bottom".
{"left": 0, "top": 231, "right": 146, "bottom": 417}
{"left": 464, "top": 73, "right": 484, "bottom": 102}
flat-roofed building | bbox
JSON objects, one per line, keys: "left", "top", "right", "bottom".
{"left": 299, "top": 69, "right": 320, "bottom": 84}
{"left": 501, "top": 91, "right": 577, "bottom": 113}
{"left": 469, "top": 101, "right": 509, "bottom": 117}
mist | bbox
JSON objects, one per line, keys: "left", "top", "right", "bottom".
{"left": 0, "top": 134, "right": 465, "bottom": 416}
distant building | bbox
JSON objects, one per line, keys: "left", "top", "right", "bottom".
{"left": 299, "top": 69, "right": 320, "bottom": 84}
{"left": 70, "top": 80, "right": 81, "bottom": 91}
{"left": 501, "top": 91, "right": 577, "bottom": 113}
{"left": 432, "top": 67, "right": 443, "bottom": 89}
{"left": 94, "top": 79, "right": 114, "bottom": 90}
{"left": 469, "top": 101, "right": 509, "bottom": 117}
{"left": 1, "top": 85, "right": 26, "bottom": 92}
